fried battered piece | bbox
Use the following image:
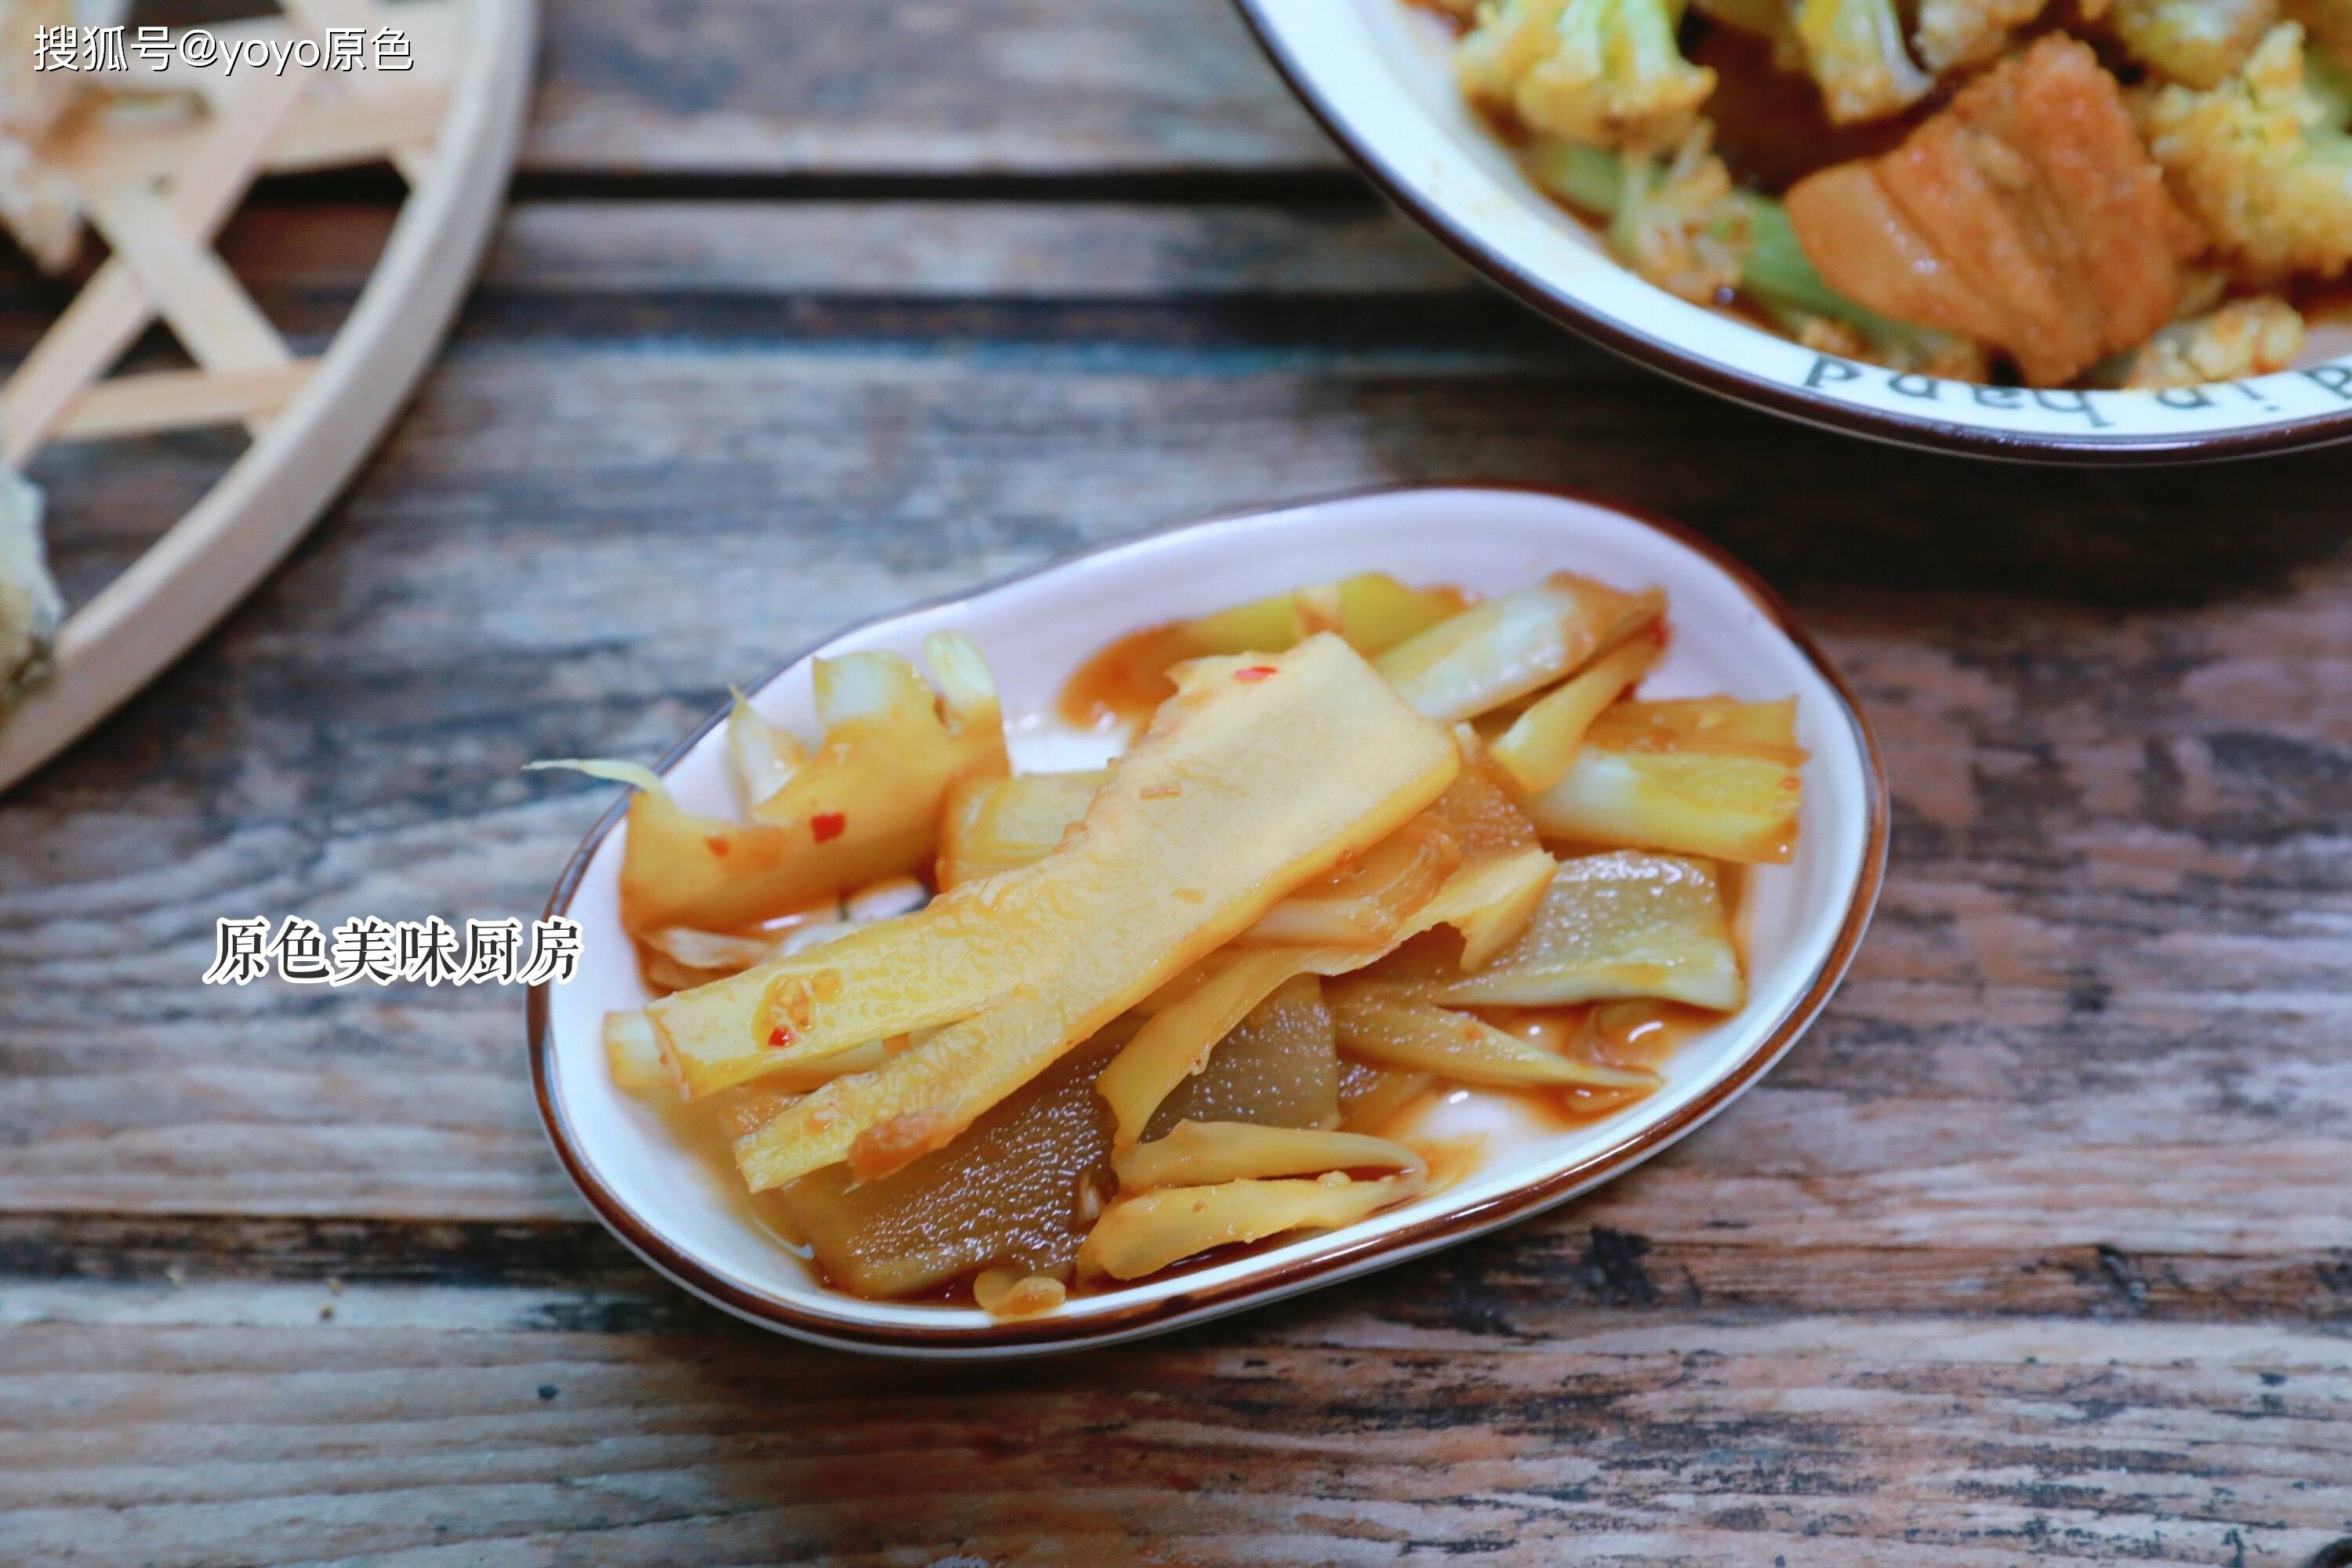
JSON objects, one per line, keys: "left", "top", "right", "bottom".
{"left": 1785, "top": 36, "right": 2203, "bottom": 384}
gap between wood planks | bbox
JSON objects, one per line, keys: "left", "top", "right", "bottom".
{"left": 243, "top": 165, "right": 1384, "bottom": 209}
{"left": 2, "top": 1213, "right": 2347, "bottom": 1332}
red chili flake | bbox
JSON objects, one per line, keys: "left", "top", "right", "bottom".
{"left": 1233, "top": 665, "right": 1277, "bottom": 682}
{"left": 811, "top": 811, "right": 848, "bottom": 843}
{"left": 704, "top": 835, "right": 731, "bottom": 857}
{"left": 767, "top": 1023, "right": 797, "bottom": 1050}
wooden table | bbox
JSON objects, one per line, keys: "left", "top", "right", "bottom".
{"left": 4, "top": 4, "right": 2348, "bottom": 1563}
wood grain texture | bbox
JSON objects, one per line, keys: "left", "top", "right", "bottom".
{"left": 0, "top": 1308, "right": 2346, "bottom": 1566}
{"left": 9, "top": 242, "right": 2350, "bottom": 1247}
{"left": 525, "top": 0, "right": 1338, "bottom": 176}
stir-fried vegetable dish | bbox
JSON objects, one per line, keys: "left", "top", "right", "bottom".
{"left": 1429, "top": 0, "right": 2352, "bottom": 387}
{"left": 569, "top": 570, "right": 1807, "bottom": 1317}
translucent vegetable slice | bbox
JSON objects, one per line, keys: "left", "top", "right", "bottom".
{"left": 724, "top": 690, "right": 805, "bottom": 813}
{"left": 1519, "top": 697, "right": 1806, "bottom": 863}
{"left": 639, "top": 925, "right": 789, "bottom": 979}
{"left": 1113, "top": 1120, "right": 1425, "bottom": 1192}
{"left": 773, "top": 1033, "right": 1120, "bottom": 1299}
{"left": 1324, "top": 988, "right": 1661, "bottom": 1090}
{"left": 731, "top": 636, "right": 1461, "bottom": 1189}
{"left": 1146, "top": 975, "right": 1343, "bottom": 1137}
{"left": 1375, "top": 574, "right": 1664, "bottom": 724}
{"left": 1234, "top": 811, "right": 1462, "bottom": 949}
{"left": 1338, "top": 1056, "right": 1436, "bottom": 1134}
{"left": 1076, "top": 1173, "right": 1427, "bottom": 1282}
{"left": 1363, "top": 850, "right": 1746, "bottom": 1012}
{"left": 1098, "top": 950, "right": 1323, "bottom": 1147}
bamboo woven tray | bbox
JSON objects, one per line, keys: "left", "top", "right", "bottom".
{"left": 0, "top": 0, "right": 535, "bottom": 791}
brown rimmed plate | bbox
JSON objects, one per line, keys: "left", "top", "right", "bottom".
{"left": 528, "top": 485, "right": 1888, "bottom": 1358}
{"left": 1232, "top": 0, "right": 2352, "bottom": 465}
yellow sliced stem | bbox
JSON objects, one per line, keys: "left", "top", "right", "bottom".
{"left": 1430, "top": 844, "right": 1559, "bottom": 971}
{"left": 1375, "top": 575, "right": 1664, "bottom": 724}
{"left": 1592, "top": 695, "right": 1801, "bottom": 760}
{"left": 648, "top": 895, "right": 1031, "bottom": 1097}
{"left": 1521, "top": 738, "right": 1804, "bottom": 863}
{"left": 1234, "top": 811, "right": 1461, "bottom": 949}
{"left": 972, "top": 1269, "right": 1068, "bottom": 1319}
{"left": 1076, "top": 1173, "right": 1426, "bottom": 1282}
{"left": 1113, "top": 1120, "right": 1425, "bottom": 1191}
{"left": 1098, "top": 949, "right": 1316, "bottom": 1147}
{"left": 1325, "top": 988, "right": 1661, "bottom": 1090}
{"left": 1490, "top": 633, "right": 1664, "bottom": 794}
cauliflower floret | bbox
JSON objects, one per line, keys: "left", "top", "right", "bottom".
{"left": 1609, "top": 126, "right": 1751, "bottom": 300}
{"left": 1459, "top": 0, "right": 1718, "bottom": 151}
{"left": 1914, "top": 0, "right": 2053, "bottom": 72}
{"left": 2117, "top": 295, "right": 2307, "bottom": 384}
{"left": 2104, "top": 0, "right": 2279, "bottom": 86}
{"left": 2135, "top": 23, "right": 2352, "bottom": 278}
{"left": 1459, "top": 0, "right": 1572, "bottom": 107}
{"left": 1798, "top": 0, "right": 1937, "bottom": 122}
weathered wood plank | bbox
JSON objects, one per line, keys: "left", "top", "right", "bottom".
{"left": 524, "top": 0, "right": 1338, "bottom": 176}
{"left": 216, "top": 196, "right": 1470, "bottom": 299}
{"left": 6, "top": 194, "right": 1471, "bottom": 607}
{"left": 5, "top": 318, "right": 2348, "bottom": 1259}
{"left": 0, "top": 1311, "right": 2344, "bottom": 1566}
{"left": 2, "top": 1214, "right": 2347, "bottom": 1327}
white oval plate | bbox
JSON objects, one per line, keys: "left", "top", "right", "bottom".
{"left": 1234, "top": 0, "right": 2352, "bottom": 463}
{"left": 530, "top": 485, "right": 1888, "bottom": 1358}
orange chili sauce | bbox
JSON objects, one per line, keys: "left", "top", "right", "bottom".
{"left": 1056, "top": 585, "right": 1475, "bottom": 734}
{"left": 1057, "top": 623, "right": 1200, "bottom": 734}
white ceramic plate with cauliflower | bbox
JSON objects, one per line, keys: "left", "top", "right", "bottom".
{"left": 1235, "top": 0, "right": 2352, "bottom": 461}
